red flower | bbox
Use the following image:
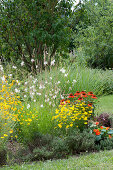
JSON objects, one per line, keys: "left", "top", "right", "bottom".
{"left": 91, "top": 95, "right": 97, "bottom": 99}
{"left": 109, "top": 135, "right": 112, "bottom": 139}
{"left": 74, "top": 91, "right": 80, "bottom": 96}
{"left": 96, "top": 122, "right": 99, "bottom": 125}
{"left": 106, "top": 127, "right": 109, "bottom": 130}
{"left": 100, "top": 126, "right": 103, "bottom": 129}
{"left": 68, "top": 93, "right": 74, "bottom": 98}
{"left": 88, "top": 103, "right": 92, "bottom": 107}
{"left": 78, "top": 97, "right": 83, "bottom": 101}
{"left": 88, "top": 91, "right": 93, "bottom": 96}
{"left": 81, "top": 91, "right": 86, "bottom": 94}
{"left": 96, "top": 131, "right": 101, "bottom": 135}
{"left": 60, "top": 99, "right": 65, "bottom": 105}
{"left": 93, "top": 129, "right": 98, "bottom": 132}
{"left": 81, "top": 93, "right": 88, "bottom": 98}
{"left": 74, "top": 94, "right": 78, "bottom": 97}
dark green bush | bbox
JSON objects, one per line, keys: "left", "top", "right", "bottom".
{"left": 0, "top": 148, "right": 7, "bottom": 166}
{"left": 51, "top": 137, "right": 69, "bottom": 159}
{"left": 95, "top": 138, "right": 113, "bottom": 151}
{"left": 65, "top": 129, "right": 95, "bottom": 154}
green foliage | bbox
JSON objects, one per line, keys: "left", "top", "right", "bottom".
{"left": 65, "top": 129, "right": 95, "bottom": 153}
{"left": 95, "top": 138, "right": 113, "bottom": 151}
{"left": 0, "top": 0, "right": 73, "bottom": 72}
{"left": 0, "top": 147, "right": 7, "bottom": 166}
{"left": 74, "top": 0, "right": 113, "bottom": 69}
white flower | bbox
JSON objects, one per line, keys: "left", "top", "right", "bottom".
{"left": 31, "top": 59, "right": 35, "bottom": 62}
{"left": 0, "top": 65, "right": 3, "bottom": 71}
{"left": 64, "top": 73, "right": 68, "bottom": 77}
{"left": 45, "top": 81, "right": 48, "bottom": 84}
{"left": 24, "top": 95, "right": 27, "bottom": 98}
{"left": 73, "top": 79, "right": 77, "bottom": 83}
{"left": 60, "top": 68, "right": 66, "bottom": 73}
{"left": 36, "top": 65, "right": 38, "bottom": 69}
{"left": 15, "top": 88, "right": 20, "bottom": 93}
{"left": 27, "top": 104, "right": 30, "bottom": 109}
{"left": 25, "top": 82, "right": 28, "bottom": 85}
{"left": 34, "top": 99, "right": 36, "bottom": 102}
{"left": 49, "top": 102, "right": 52, "bottom": 105}
{"left": 39, "top": 85, "right": 45, "bottom": 89}
{"left": 16, "top": 80, "right": 20, "bottom": 85}
{"left": 55, "top": 91, "right": 58, "bottom": 94}
{"left": 53, "top": 95, "right": 56, "bottom": 99}
{"left": 8, "top": 74, "right": 12, "bottom": 77}
{"left": 51, "top": 59, "right": 55, "bottom": 66}
{"left": 37, "top": 92, "right": 41, "bottom": 96}
{"left": 1, "top": 76, "right": 5, "bottom": 82}
{"left": 50, "top": 77, "right": 52, "bottom": 80}
{"left": 24, "top": 88, "right": 28, "bottom": 92}
{"left": 57, "top": 81, "right": 60, "bottom": 84}
{"left": 33, "top": 79, "right": 37, "bottom": 84}
{"left": 21, "top": 61, "right": 24, "bottom": 66}
{"left": 40, "top": 104, "right": 43, "bottom": 108}
{"left": 45, "top": 95, "right": 47, "bottom": 98}
{"left": 30, "top": 92, "right": 35, "bottom": 96}
{"left": 12, "top": 66, "right": 17, "bottom": 69}
{"left": 44, "top": 61, "right": 48, "bottom": 65}
{"left": 61, "top": 95, "right": 64, "bottom": 99}
{"left": 69, "top": 87, "right": 72, "bottom": 90}
{"left": 47, "top": 98, "right": 50, "bottom": 102}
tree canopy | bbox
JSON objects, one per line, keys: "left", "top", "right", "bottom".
{"left": 0, "top": 0, "right": 73, "bottom": 72}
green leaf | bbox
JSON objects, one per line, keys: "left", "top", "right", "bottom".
{"left": 96, "top": 135, "right": 101, "bottom": 141}
{"left": 107, "top": 130, "right": 113, "bottom": 135}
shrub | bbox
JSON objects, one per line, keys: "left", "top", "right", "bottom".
{"left": 96, "top": 113, "right": 110, "bottom": 127}
{"left": 65, "top": 129, "right": 95, "bottom": 154}
{"left": 0, "top": 147, "right": 7, "bottom": 166}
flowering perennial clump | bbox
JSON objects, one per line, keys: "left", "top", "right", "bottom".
{"left": 52, "top": 91, "right": 97, "bottom": 130}
{"left": 0, "top": 76, "right": 37, "bottom": 141}
{"left": 92, "top": 122, "right": 113, "bottom": 141}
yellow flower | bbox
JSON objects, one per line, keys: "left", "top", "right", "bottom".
{"left": 66, "top": 125, "right": 69, "bottom": 129}
{"left": 4, "top": 134, "right": 8, "bottom": 137}
{"left": 58, "top": 124, "right": 62, "bottom": 128}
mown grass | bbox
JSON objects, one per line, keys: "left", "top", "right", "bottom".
{"left": 95, "top": 95, "right": 113, "bottom": 115}
{"left": 1, "top": 150, "right": 113, "bottom": 170}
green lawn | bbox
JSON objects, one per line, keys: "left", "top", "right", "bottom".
{"left": 95, "top": 95, "right": 113, "bottom": 115}
{"left": 1, "top": 150, "right": 113, "bottom": 170}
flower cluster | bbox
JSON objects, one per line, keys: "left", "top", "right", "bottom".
{"left": 52, "top": 91, "right": 97, "bottom": 130}
{"left": 0, "top": 76, "right": 38, "bottom": 141}
{"left": 92, "top": 122, "right": 113, "bottom": 141}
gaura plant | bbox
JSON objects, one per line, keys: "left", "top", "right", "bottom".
{"left": 52, "top": 91, "right": 97, "bottom": 131}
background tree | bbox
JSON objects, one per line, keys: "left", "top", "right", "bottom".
{"left": 0, "top": 0, "right": 73, "bottom": 73}
{"left": 72, "top": 0, "right": 113, "bottom": 69}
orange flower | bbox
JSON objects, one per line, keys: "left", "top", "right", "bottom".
{"left": 93, "top": 129, "right": 99, "bottom": 133}
{"left": 93, "top": 129, "right": 97, "bottom": 132}
{"left": 106, "top": 127, "right": 109, "bottom": 130}
{"left": 96, "top": 122, "right": 99, "bottom": 125}
{"left": 78, "top": 97, "right": 83, "bottom": 101}
{"left": 91, "top": 95, "right": 97, "bottom": 99}
{"left": 74, "top": 91, "right": 80, "bottom": 96}
{"left": 96, "top": 131, "right": 101, "bottom": 135}
{"left": 100, "top": 126, "right": 104, "bottom": 129}
{"left": 68, "top": 93, "right": 74, "bottom": 98}
{"left": 87, "top": 91, "right": 93, "bottom": 96}
{"left": 109, "top": 135, "right": 112, "bottom": 139}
